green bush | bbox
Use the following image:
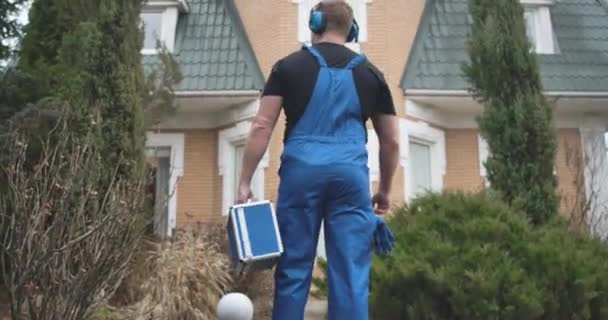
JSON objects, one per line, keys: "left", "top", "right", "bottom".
{"left": 370, "top": 191, "right": 608, "bottom": 320}
{"left": 311, "top": 258, "right": 328, "bottom": 299}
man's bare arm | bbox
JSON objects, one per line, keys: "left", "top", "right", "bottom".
{"left": 238, "top": 95, "right": 282, "bottom": 187}
{"left": 371, "top": 113, "right": 400, "bottom": 194}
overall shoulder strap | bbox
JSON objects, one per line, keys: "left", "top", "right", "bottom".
{"left": 345, "top": 54, "right": 367, "bottom": 70}
{"left": 303, "top": 45, "right": 328, "bottom": 68}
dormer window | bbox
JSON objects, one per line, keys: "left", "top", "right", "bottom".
{"left": 295, "top": 0, "right": 370, "bottom": 53}
{"left": 604, "top": 131, "right": 608, "bottom": 156}
{"left": 521, "top": 0, "right": 559, "bottom": 54}
{"left": 141, "top": 12, "right": 163, "bottom": 52}
{"left": 140, "top": 0, "right": 189, "bottom": 55}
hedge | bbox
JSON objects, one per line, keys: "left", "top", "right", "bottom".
{"left": 369, "top": 191, "right": 608, "bottom": 320}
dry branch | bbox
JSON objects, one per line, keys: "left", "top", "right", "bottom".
{"left": 0, "top": 111, "right": 147, "bottom": 320}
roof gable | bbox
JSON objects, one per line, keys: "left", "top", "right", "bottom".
{"left": 144, "top": 0, "right": 265, "bottom": 92}
{"left": 401, "top": 0, "right": 608, "bottom": 93}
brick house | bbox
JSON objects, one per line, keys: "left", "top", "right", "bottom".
{"left": 141, "top": 0, "right": 608, "bottom": 246}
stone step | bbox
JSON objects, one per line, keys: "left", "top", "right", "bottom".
{"left": 304, "top": 299, "right": 327, "bottom": 320}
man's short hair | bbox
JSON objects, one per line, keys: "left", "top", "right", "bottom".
{"left": 313, "top": 0, "right": 354, "bottom": 38}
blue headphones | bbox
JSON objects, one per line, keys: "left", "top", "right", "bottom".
{"left": 309, "top": 4, "right": 359, "bottom": 43}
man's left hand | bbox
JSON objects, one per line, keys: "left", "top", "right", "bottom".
{"left": 236, "top": 183, "right": 254, "bottom": 204}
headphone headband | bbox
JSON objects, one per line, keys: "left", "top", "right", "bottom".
{"left": 308, "top": 3, "right": 359, "bottom": 43}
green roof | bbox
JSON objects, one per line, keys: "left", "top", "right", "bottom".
{"left": 143, "top": 0, "right": 265, "bottom": 92}
{"left": 402, "top": 0, "right": 608, "bottom": 93}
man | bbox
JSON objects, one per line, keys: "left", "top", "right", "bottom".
{"left": 236, "top": 1, "right": 399, "bottom": 319}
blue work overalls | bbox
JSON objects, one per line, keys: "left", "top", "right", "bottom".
{"left": 272, "top": 46, "right": 376, "bottom": 320}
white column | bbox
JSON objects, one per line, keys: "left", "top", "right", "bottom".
{"left": 580, "top": 123, "right": 608, "bottom": 239}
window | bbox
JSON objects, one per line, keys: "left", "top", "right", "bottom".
{"left": 145, "top": 133, "right": 185, "bottom": 237}
{"left": 580, "top": 127, "right": 608, "bottom": 238}
{"left": 604, "top": 130, "right": 608, "bottom": 169}
{"left": 296, "top": 0, "right": 370, "bottom": 52}
{"left": 140, "top": 1, "right": 188, "bottom": 54}
{"left": 141, "top": 12, "right": 163, "bottom": 51}
{"left": 478, "top": 134, "right": 489, "bottom": 184}
{"left": 403, "top": 119, "right": 446, "bottom": 202}
{"left": 366, "top": 129, "right": 380, "bottom": 191}
{"left": 521, "top": 0, "right": 559, "bottom": 54}
{"left": 219, "top": 121, "right": 270, "bottom": 214}
{"left": 146, "top": 147, "right": 171, "bottom": 237}
{"left": 523, "top": 10, "right": 536, "bottom": 45}
{"left": 409, "top": 142, "right": 433, "bottom": 198}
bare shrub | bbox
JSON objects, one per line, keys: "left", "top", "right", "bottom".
{"left": 564, "top": 131, "right": 608, "bottom": 239}
{"left": 0, "top": 111, "right": 147, "bottom": 320}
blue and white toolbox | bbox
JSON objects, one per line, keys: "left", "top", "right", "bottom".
{"left": 227, "top": 200, "right": 284, "bottom": 273}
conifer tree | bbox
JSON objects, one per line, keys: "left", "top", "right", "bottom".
{"left": 0, "top": 0, "right": 29, "bottom": 60}
{"left": 18, "top": 0, "right": 147, "bottom": 181}
{"left": 463, "top": 0, "right": 559, "bottom": 225}
{"left": 2, "top": 2, "right": 181, "bottom": 308}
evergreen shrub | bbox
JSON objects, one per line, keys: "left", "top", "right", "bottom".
{"left": 369, "top": 192, "right": 608, "bottom": 320}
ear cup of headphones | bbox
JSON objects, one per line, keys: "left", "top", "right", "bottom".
{"left": 309, "top": 10, "right": 326, "bottom": 34}
{"left": 347, "top": 18, "right": 360, "bottom": 42}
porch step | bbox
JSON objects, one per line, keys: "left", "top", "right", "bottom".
{"left": 304, "top": 298, "right": 327, "bottom": 320}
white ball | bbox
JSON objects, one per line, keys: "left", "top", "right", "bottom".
{"left": 217, "top": 292, "right": 254, "bottom": 320}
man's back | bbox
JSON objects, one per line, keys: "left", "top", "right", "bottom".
{"left": 262, "top": 42, "right": 396, "bottom": 141}
{"left": 237, "top": 4, "right": 400, "bottom": 319}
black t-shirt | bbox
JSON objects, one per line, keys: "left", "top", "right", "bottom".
{"left": 262, "top": 42, "right": 396, "bottom": 141}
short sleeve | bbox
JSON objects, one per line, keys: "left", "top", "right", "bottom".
{"left": 262, "top": 60, "right": 284, "bottom": 97}
{"left": 372, "top": 68, "right": 396, "bottom": 115}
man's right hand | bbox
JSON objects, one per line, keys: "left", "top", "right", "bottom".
{"left": 372, "top": 191, "right": 391, "bottom": 215}
{"left": 371, "top": 113, "right": 399, "bottom": 216}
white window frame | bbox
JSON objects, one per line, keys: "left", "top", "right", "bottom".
{"left": 145, "top": 132, "right": 185, "bottom": 237}
{"left": 140, "top": 0, "right": 188, "bottom": 55}
{"left": 218, "top": 121, "right": 270, "bottom": 215}
{"left": 521, "top": 0, "right": 557, "bottom": 54}
{"left": 402, "top": 119, "right": 446, "bottom": 203}
{"left": 366, "top": 129, "right": 380, "bottom": 191}
{"left": 478, "top": 134, "right": 490, "bottom": 186}
{"left": 294, "top": 0, "right": 371, "bottom": 53}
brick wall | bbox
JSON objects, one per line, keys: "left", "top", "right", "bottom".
{"left": 444, "top": 129, "right": 485, "bottom": 192}
{"left": 175, "top": 129, "right": 223, "bottom": 226}
{"left": 170, "top": 1, "right": 583, "bottom": 225}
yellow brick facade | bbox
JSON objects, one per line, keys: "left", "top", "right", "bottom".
{"left": 176, "top": 129, "right": 223, "bottom": 226}
{"left": 444, "top": 129, "right": 485, "bottom": 192}
{"left": 163, "top": 1, "right": 585, "bottom": 226}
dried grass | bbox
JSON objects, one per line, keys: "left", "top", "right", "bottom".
{"left": 112, "top": 229, "right": 233, "bottom": 320}
{"left": 102, "top": 223, "right": 277, "bottom": 320}
{"left": 231, "top": 270, "right": 275, "bottom": 319}
{"left": 205, "top": 223, "right": 275, "bottom": 319}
